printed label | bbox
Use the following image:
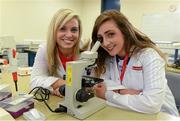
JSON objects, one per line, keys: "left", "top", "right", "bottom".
{"left": 67, "top": 65, "right": 72, "bottom": 86}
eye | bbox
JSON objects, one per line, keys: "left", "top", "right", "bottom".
{"left": 107, "top": 32, "right": 115, "bottom": 38}
{"left": 59, "top": 26, "right": 66, "bottom": 32}
{"left": 71, "top": 27, "right": 78, "bottom": 33}
{"left": 97, "top": 35, "right": 102, "bottom": 39}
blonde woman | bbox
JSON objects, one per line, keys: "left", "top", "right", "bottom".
{"left": 92, "top": 10, "right": 179, "bottom": 116}
{"left": 30, "top": 9, "right": 82, "bottom": 96}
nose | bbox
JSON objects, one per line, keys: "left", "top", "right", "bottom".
{"left": 102, "top": 38, "right": 111, "bottom": 47}
{"left": 64, "top": 30, "right": 73, "bottom": 38}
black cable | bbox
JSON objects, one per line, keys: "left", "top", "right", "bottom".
{"left": 28, "top": 86, "right": 67, "bottom": 113}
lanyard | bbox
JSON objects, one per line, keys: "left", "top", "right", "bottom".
{"left": 118, "top": 52, "right": 129, "bottom": 84}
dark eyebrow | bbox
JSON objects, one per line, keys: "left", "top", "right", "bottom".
{"left": 104, "top": 30, "right": 113, "bottom": 34}
{"left": 72, "top": 26, "right": 79, "bottom": 29}
{"left": 97, "top": 30, "right": 112, "bottom": 36}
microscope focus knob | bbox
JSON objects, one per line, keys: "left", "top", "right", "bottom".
{"left": 76, "top": 89, "right": 92, "bottom": 102}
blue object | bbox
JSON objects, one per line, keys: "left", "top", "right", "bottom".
{"left": 174, "top": 49, "right": 179, "bottom": 62}
{"left": 101, "top": 0, "right": 120, "bottom": 12}
{"left": 28, "top": 51, "right": 36, "bottom": 67}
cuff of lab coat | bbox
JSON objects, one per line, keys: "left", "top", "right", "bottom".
{"left": 44, "top": 77, "right": 59, "bottom": 88}
{"left": 105, "top": 90, "right": 129, "bottom": 107}
{"left": 105, "top": 90, "right": 114, "bottom": 100}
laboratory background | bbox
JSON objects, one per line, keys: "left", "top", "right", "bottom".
{"left": 0, "top": 0, "right": 180, "bottom": 120}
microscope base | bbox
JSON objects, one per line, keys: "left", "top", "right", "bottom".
{"left": 59, "top": 97, "right": 106, "bottom": 120}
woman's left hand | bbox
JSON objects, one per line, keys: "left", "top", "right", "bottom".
{"left": 93, "top": 83, "right": 107, "bottom": 100}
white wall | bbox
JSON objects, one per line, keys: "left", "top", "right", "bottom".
{"left": 0, "top": 0, "right": 101, "bottom": 43}
{"left": 81, "top": 0, "right": 101, "bottom": 40}
{"left": 121, "top": 0, "right": 180, "bottom": 31}
{"left": 3, "top": 0, "right": 180, "bottom": 43}
{"left": 121, "top": 0, "right": 180, "bottom": 56}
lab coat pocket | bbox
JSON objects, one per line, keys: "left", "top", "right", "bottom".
{"left": 125, "top": 66, "right": 143, "bottom": 89}
{"left": 132, "top": 66, "right": 143, "bottom": 71}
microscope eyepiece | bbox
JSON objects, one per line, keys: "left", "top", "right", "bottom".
{"left": 91, "top": 37, "right": 103, "bottom": 52}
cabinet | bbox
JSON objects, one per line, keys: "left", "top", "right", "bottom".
{"left": 156, "top": 42, "right": 180, "bottom": 64}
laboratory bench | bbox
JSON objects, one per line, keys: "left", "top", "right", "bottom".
{"left": 167, "top": 66, "right": 180, "bottom": 74}
{"left": 0, "top": 72, "right": 180, "bottom": 120}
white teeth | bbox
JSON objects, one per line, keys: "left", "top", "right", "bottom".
{"left": 107, "top": 46, "right": 113, "bottom": 51}
{"left": 107, "top": 48, "right": 112, "bottom": 51}
{"left": 107, "top": 47, "right": 113, "bottom": 50}
{"left": 107, "top": 45, "right": 115, "bottom": 51}
{"left": 63, "top": 39, "right": 73, "bottom": 44}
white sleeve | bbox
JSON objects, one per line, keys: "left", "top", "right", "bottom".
{"left": 105, "top": 49, "right": 166, "bottom": 114}
{"left": 30, "top": 44, "right": 59, "bottom": 90}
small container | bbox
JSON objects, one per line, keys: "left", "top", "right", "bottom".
{"left": 17, "top": 67, "right": 32, "bottom": 76}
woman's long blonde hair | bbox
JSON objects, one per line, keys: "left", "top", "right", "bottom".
{"left": 47, "top": 9, "right": 82, "bottom": 76}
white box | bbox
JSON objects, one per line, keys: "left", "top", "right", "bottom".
{"left": 17, "top": 67, "right": 32, "bottom": 76}
{"left": 17, "top": 53, "right": 28, "bottom": 67}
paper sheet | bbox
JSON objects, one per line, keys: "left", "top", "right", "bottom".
{"left": 107, "top": 85, "right": 126, "bottom": 91}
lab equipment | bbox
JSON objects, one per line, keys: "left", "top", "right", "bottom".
{"left": 174, "top": 58, "right": 180, "bottom": 68}
{"left": 17, "top": 67, "right": 32, "bottom": 76}
{"left": 12, "top": 72, "right": 18, "bottom": 91}
{"left": 59, "top": 75, "right": 104, "bottom": 97}
{"left": 8, "top": 48, "right": 18, "bottom": 91}
{"left": 58, "top": 38, "right": 106, "bottom": 119}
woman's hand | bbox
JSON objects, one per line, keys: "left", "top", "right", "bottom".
{"left": 52, "top": 88, "right": 64, "bottom": 97}
{"left": 113, "top": 89, "right": 142, "bottom": 95}
{"left": 51, "top": 79, "right": 65, "bottom": 90}
{"left": 51, "top": 79, "right": 66, "bottom": 97}
{"left": 93, "top": 83, "right": 107, "bottom": 100}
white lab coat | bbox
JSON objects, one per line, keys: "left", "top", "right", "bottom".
{"left": 102, "top": 48, "right": 179, "bottom": 116}
{"left": 30, "top": 43, "right": 65, "bottom": 91}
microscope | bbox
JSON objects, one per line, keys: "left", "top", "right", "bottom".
{"left": 58, "top": 37, "right": 106, "bottom": 119}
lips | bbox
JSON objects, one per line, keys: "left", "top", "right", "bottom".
{"left": 63, "top": 39, "right": 73, "bottom": 44}
{"left": 106, "top": 45, "right": 115, "bottom": 51}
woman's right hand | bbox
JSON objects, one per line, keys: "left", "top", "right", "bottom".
{"left": 93, "top": 82, "right": 107, "bottom": 100}
{"left": 51, "top": 79, "right": 65, "bottom": 90}
{"left": 113, "top": 89, "right": 142, "bottom": 95}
